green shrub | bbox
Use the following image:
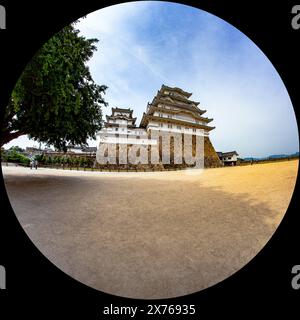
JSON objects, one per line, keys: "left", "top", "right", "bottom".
{"left": 35, "top": 154, "right": 46, "bottom": 163}
{"left": 3, "top": 149, "right": 30, "bottom": 166}
{"left": 45, "top": 156, "right": 53, "bottom": 165}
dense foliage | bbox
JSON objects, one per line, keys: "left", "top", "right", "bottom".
{"left": 35, "top": 154, "right": 94, "bottom": 167}
{"left": 2, "top": 147, "right": 30, "bottom": 165}
{"left": 1, "top": 23, "right": 107, "bottom": 151}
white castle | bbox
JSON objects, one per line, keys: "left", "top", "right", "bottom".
{"left": 97, "top": 85, "right": 221, "bottom": 168}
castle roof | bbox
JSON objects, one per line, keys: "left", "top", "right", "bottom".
{"left": 160, "top": 84, "right": 193, "bottom": 98}
{"left": 112, "top": 107, "right": 133, "bottom": 114}
{"left": 217, "top": 151, "right": 239, "bottom": 157}
{"left": 140, "top": 113, "right": 215, "bottom": 131}
{"left": 151, "top": 85, "right": 206, "bottom": 114}
{"left": 106, "top": 107, "right": 137, "bottom": 126}
{"left": 139, "top": 85, "right": 213, "bottom": 128}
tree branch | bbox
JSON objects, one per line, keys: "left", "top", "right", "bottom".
{"left": 0, "top": 130, "right": 26, "bottom": 147}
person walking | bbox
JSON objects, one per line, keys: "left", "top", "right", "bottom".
{"left": 30, "top": 158, "right": 35, "bottom": 170}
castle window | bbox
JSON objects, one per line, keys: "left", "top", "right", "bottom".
{"left": 159, "top": 123, "right": 163, "bottom": 127}
{"left": 193, "top": 128, "right": 196, "bottom": 132}
{"left": 168, "top": 124, "right": 172, "bottom": 128}
{"left": 167, "top": 114, "right": 172, "bottom": 118}
{"left": 177, "top": 125, "right": 181, "bottom": 129}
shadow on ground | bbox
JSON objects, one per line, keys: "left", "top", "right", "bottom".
{"left": 3, "top": 172, "right": 284, "bottom": 299}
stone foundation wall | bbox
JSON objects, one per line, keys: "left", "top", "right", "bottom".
{"left": 95, "top": 134, "right": 222, "bottom": 169}
{"left": 203, "top": 136, "right": 223, "bottom": 168}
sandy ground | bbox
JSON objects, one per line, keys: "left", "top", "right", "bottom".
{"left": 2, "top": 160, "right": 298, "bottom": 299}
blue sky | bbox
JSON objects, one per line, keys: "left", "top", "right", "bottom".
{"left": 6, "top": 1, "right": 299, "bottom": 157}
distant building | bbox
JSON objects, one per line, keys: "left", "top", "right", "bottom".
{"left": 67, "top": 145, "right": 84, "bottom": 154}
{"left": 217, "top": 151, "right": 239, "bottom": 166}
{"left": 66, "top": 145, "right": 97, "bottom": 154}
{"left": 82, "top": 146, "right": 97, "bottom": 153}
{"left": 26, "top": 147, "right": 41, "bottom": 153}
{"left": 25, "top": 147, "right": 43, "bottom": 156}
{"left": 41, "top": 145, "right": 96, "bottom": 161}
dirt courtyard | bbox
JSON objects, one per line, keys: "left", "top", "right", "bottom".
{"left": 2, "top": 160, "right": 298, "bottom": 299}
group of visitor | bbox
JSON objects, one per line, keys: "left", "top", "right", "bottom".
{"left": 30, "top": 158, "right": 38, "bottom": 170}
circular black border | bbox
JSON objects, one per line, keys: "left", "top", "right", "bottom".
{"left": 0, "top": 0, "right": 299, "bottom": 318}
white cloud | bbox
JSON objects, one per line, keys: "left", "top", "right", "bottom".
{"left": 5, "top": 2, "right": 299, "bottom": 158}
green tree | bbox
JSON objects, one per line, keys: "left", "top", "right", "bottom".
{"left": 74, "top": 157, "right": 80, "bottom": 167}
{"left": 9, "top": 145, "right": 24, "bottom": 153}
{"left": 45, "top": 156, "right": 52, "bottom": 165}
{"left": 3, "top": 148, "right": 30, "bottom": 165}
{"left": 1, "top": 23, "right": 107, "bottom": 151}
{"left": 79, "top": 157, "right": 87, "bottom": 167}
{"left": 35, "top": 154, "right": 46, "bottom": 163}
{"left": 0, "top": 147, "right": 5, "bottom": 160}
